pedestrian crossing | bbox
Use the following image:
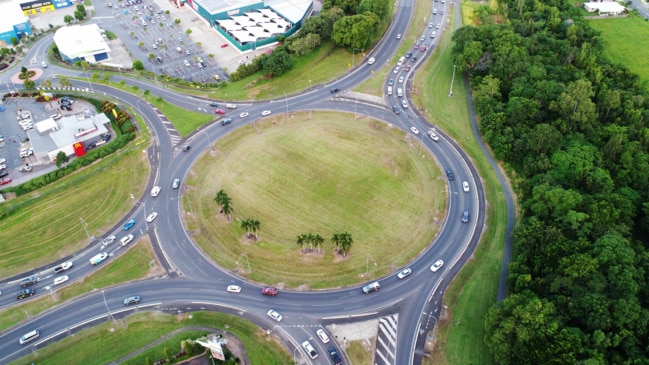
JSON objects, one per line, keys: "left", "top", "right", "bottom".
{"left": 374, "top": 314, "right": 398, "bottom": 365}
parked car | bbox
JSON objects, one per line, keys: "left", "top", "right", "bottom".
{"left": 123, "top": 295, "right": 141, "bottom": 305}
{"left": 328, "top": 347, "right": 343, "bottom": 365}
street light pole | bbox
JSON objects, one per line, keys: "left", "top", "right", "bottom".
{"left": 448, "top": 64, "right": 456, "bottom": 97}
{"left": 102, "top": 290, "right": 117, "bottom": 323}
{"left": 80, "top": 217, "right": 91, "bottom": 244}
{"left": 284, "top": 91, "right": 288, "bottom": 118}
{"left": 201, "top": 130, "right": 213, "bottom": 152}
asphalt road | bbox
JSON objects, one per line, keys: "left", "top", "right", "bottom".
{"left": 0, "top": 0, "right": 504, "bottom": 363}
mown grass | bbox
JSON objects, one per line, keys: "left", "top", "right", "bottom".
{"left": 123, "top": 330, "right": 209, "bottom": 365}
{"left": 0, "top": 145, "right": 149, "bottom": 278}
{"left": 588, "top": 15, "right": 649, "bottom": 85}
{"left": 413, "top": 7, "right": 502, "bottom": 365}
{"left": 11, "top": 311, "right": 292, "bottom": 365}
{"left": 0, "top": 238, "right": 162, "bottom": 332}
{"left": 183, "top": 112, "right": 445, "bottom": 288}
{"left": 346, "top": 340, "right": 373, "bottom": 365}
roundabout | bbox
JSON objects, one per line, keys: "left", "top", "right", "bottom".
{"left": 183, "top": 112, "right": 446, "bottom": 288}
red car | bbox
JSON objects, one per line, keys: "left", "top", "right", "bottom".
{"left": 262, "top": 287, "right": 278, "bottom": 296}
{"left": 214, "top": 109, "right": 225, "bottom": 114}
{"left": 220, "top": 43, "right": 228, "bottom": 48}
{"left": 405, "top": 65, "right": 411, "bottom": 72}
{"left": 0, "top": 177, "right": 12, "bottom": 185}
{"left": 421, "top": 46, "right": 427, "bottom": 52}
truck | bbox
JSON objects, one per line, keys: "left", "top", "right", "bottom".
{"left": 397, "top": 88, "right": 403, "bottom": 97}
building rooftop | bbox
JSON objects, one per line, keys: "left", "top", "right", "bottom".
{"left": 0, "top": 2, "right": 29, "bottom": 33}
{"left": 53, "top": 24, "right": 111, "bottom": 60}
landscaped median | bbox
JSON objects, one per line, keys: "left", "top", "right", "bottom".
{"left": 10, "top": 311, "right": 292, "bottom": 365}
{"left": 0, "top": 237, "right": 163, "bottom": 332}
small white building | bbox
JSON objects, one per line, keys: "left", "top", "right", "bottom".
{"left": 53, "top": 24, "right": 111, "bottom": 64}
{"left": 583, "top": 2, "right": 626, "bottom": 15}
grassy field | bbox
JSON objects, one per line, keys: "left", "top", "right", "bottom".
{"left": 413, "top": 7, "right": 503, "bottom": 365}
{"left": 183, "top": 112, "right": 445, "bottom": 288}
{"left": 589, "top": 15, "right": 649, "bottom": 85}
{"left": 0, "top": 238, "right": 162, "bottom": 332}
{"left": 0, "top": 145, "right": 149, "bottom": 278}
{"left": 11, "top": 311, "right": 292, "bottom": 365}
{"left": 346, "top": 340, "right": 373, "bottom": 365}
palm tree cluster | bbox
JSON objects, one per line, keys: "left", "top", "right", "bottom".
{"left": 296, "top": 233, "right": 325, "bottom": 253}
{"left": 296, "top": 232, "right": 354, "bottom": 257}
{"left": 240, "top": 219, "right": 260, "bottom": 240}
{"left": 213, "top": 190, "right": 233, "bottom": 220}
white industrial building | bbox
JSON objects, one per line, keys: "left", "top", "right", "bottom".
{"left": 583, "top": 2, "right": 626, "bottom": 15}
{"left": 53, "top": 24, "right": 111, "bottom": 64}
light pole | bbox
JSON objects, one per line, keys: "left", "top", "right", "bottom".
{"left": 284, "top": 91, "right": 288, "bottom": 118}
{"left": 448, "top": 64, "right": 456, "bottom": 97}
{"left": 150, "top": 60, "right": 159, "bottom": 86}
{"left": 102, "top": 290, "right": 117, "bottom": 323}
{"left": 80, "top": 217, "right": 91, "bottom": 244}
{"left": 200, "top": 129, "right": 213, "bottom": 152}
{"left": 365, "top": 253, "right": 377, "bottom": 275}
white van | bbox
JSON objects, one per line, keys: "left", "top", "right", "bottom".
{"left": 397, "top": 56, "right": 406, "bottom": 66}
{"left": 19, "top": 330, "right": 39, "bottom": 345}
{"left": 225, "top": 103, "right": 237, "bottom": 109}
{"left": 397, "top": 88, "right": 403, "bottom": 97}
{"left": 387, "top": 86, "right": 393, "bottom": 95}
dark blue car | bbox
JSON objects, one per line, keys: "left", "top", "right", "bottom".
{"left": 123, "top": 219, "right": 136, "bottom": 230}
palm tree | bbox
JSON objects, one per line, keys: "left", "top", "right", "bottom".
{"left": 221, "top": 200, "right": 233, "bottom": 220}
{"left": 331, "top": 232, "right": 353, "bottom": 257}
{"left": 311, "top": 233, "right": 324, "bottom": 253}
{"left": 331, "top": 233, "right": 342, "bottom": 252}
{"left": 213, "top": 190, "right": 230, "bottom": 211}
{"left": 296, "top": 234, "right": 307, "bottom": 253}
{"left": 240, "top": 219, "right": 251, "bottom": 236}
{"left": 248, "top": 219, "right": 260, "bottom": 240}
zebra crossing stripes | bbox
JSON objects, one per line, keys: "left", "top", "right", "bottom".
{"left": 374, "top": 314, "right": 398, "bottom": 365}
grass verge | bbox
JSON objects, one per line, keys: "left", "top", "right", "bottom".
{"left": 0, "top": 144, "right": 149, "bottom": 278}
{"left": 588, "top": 15, "right": 649, "bottom": 85}
{"left": 183, "top": 112, "right": 445, "bottom": 289}
{"left": 413, "top": 7, "right": 505, "bottom": 365}
{"left": 346, "top": 340, "right": 373, "bottom": 365}
{"left": 10, "top": 311, "right": 292, "bottom": 365}
{"left": 0, "top": 237, "right": 163, "bottom": 332}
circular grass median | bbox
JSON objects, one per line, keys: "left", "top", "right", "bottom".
{"left": 183, "top": 111, "right": 446, "bottom": 289}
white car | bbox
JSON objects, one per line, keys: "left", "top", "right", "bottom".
{"left": 227, "top": 285, "right": 241, "bottom": 293}
{"left": 393, "top": 66, "right": 401, "bottom": 74}
{"left": 53, "top": 275, "right": 69, "bottom": 285}
{"left": 428, "top": 131, "right": 440, "bottom": 142}
{"left": 267, "top": 309, "right": 282, "bottom": 322}
{"left": 240, "top": 112, "right": 249, "bottom": 118}
{"left": 120, "top": 234, "right": 134, "bottom": 246}
{"left": 146, "top": 212, "right": 158, "bottom": 222}
{"left": 367, "top": 57, "right": 375, "bottom": 65}
{"left": 151, "top": 186, "right": 161, "bottom": 197}
{"left": 410, "top": 127, "right": 419, "bottom": 135}
{"left": 430, "top": 259, "right": 444, "bottom": 272}
{"left": 183, "top": 60, "right": 190, "bottom": 67}
{"left": 316, "top": 328, "right": 330, "bottom": 343}
{"left": 261, "top": 110, "right": 271, "bottom": 116}
{"left": 397, "top": 267, "right": 412, "bottom": 279}
{"left": 396, "top": 33, "right": 402, "bottom": 39}
{"left": 398, "top": 76, "right": 404, "bottom": 83}
{"left": 302, "top": 340, "right": 318, "bottom": 359}
{"left": 102, "top": 235, "right": 116, "bottom": 245}
{"left": 462, "top": 181, "right": 470, "bottom": 192}
{"left": 402, "top": 100, "right": 409, "bottom": 109}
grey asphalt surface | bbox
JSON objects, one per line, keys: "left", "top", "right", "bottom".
{"left": 0, "top": 0, "right": 504, "bottom": 364}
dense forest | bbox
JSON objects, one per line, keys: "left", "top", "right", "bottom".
{"left": 452, "top": 0, "right": 649, "bottom": 363}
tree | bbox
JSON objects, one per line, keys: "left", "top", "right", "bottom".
{"left": 74, "top": 10, "right": 85, "bottom": 22}
{"left": 248, "top": 219, "right": 260, "bottom": 240}
{"left": 213, "top": 190, "right": 232, "bottom": 219}
{"left": 296, "top": 234, "right": 307, "bottom": 253}
{"left": 174, "top": 18, "right": 181, "bottom": 25}
{"left": 91, "top": 72, "right": 100, "bottom": 81}
{"left": 311, "top": 233, "right": 324, "bottom": 253}
{"left": 186, "top": 29, "right": 192, "bottom": 35}
{"left": 132, "top": 59, "right": 144, "bottom": 70}
{"left": 59, "top": 76, "right": 72, "bottom": 87}
{"left": 331, "top": 232, "right": 353, "bottom": 256}
{"left": 55, "top": 151, "right": 69, "bottom": 168}
{"left": 64, "top": 15, "right": 74, "bottom": 24}
{"left": 549, "top": 79, "right": 597, "bottom": 133}
{"left": 261, "top": 48, "right": 293, "bottom": 76}
{"left": 331, "top": 12, "right": 379, "bottom": 50}
{"left": 76, "top": 4, "right": 85, "bottom": 13}
{"left": 23, "top": 79, "right": 35, "bottom": 90}
{"left": 143, "top": 89, "right": 150, "bottom": 97}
